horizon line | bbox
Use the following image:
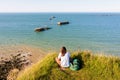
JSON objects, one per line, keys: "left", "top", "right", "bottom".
{"left": 0, "top": 11, "right": 120, "bottom": 13}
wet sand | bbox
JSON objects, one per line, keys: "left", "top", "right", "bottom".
{"left": 0, "top": 45, "right": 47, "bottom": 63}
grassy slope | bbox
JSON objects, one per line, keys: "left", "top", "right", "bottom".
{"left": 17, "top": 51, "right": 120, "bottom": 80}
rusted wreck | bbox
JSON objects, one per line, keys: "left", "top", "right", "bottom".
{"left": 57, "top": 21, "right": 69, "bottom": 25}
{"left": 34, "top": 27, "right": 52, "bottom": 32}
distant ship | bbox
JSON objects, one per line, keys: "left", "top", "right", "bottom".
{"left": 49, "top": 16, "right": 56, "bottom": 20}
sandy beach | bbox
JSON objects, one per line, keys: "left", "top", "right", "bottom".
{"left": 0, "top": 45, "right": 47, "bottom": 63}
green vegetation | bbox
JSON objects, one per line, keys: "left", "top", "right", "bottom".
{"left": 17, "top": 51, "right": 120, "bottom": 80}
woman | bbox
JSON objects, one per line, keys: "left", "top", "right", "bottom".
{"left": 55, "top": 46, "right": 70, "bottom": 69}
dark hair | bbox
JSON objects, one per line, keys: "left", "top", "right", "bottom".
{"left": 61, "top": 46, "right": 67, "bottom": 52}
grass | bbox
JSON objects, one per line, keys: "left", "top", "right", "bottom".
{"left": 16, "top": 51, "right": 120, "bottom": 80}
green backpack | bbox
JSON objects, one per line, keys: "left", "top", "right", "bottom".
{"left": 70, "top": 59, "right": 80, "bottom": 71}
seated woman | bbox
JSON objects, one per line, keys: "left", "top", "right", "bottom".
{"left": 55, "top": 46, "right": 70, "bottom": 69}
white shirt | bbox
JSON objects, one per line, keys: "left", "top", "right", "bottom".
{"left": 58, "top": 52, "right": 70, "bottom": 67}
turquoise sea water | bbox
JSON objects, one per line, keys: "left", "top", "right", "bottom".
{"left": 0, "top": 13, "right": 120, "bottom": 55}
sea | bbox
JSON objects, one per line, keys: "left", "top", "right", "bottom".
{"left": 0, "top": 13, "right": 120, "bottom": 56}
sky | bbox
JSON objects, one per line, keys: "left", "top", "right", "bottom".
{"left": 0, "top": 0, "right": 120, "bottom": 12}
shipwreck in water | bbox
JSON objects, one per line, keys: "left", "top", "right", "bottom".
{"left": 57, "top": 21, "right": 69, "bottom": 25}
{"left": 34, "top": 27, "right": 52, "bottom": 32}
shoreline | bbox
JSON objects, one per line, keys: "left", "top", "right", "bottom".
{"left": 0, "top": 44, "right": 120, "bottom": 65}
{"left": 0, "top": 44, "right": 120, "bottom": 60}
{"left": 0, "top": 44, "right": 47, "bottom": 63}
